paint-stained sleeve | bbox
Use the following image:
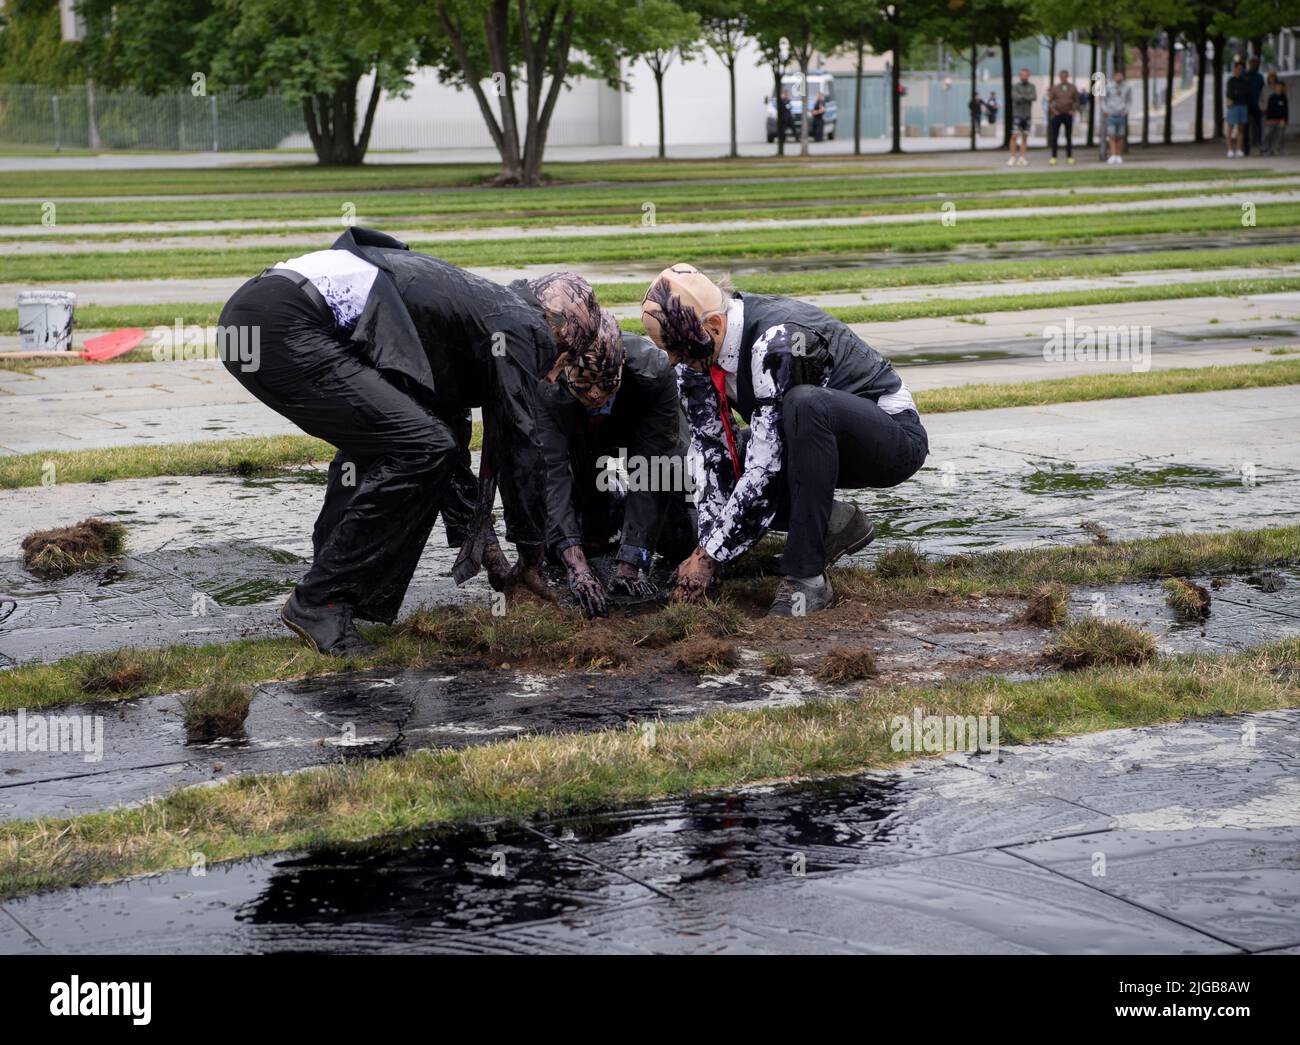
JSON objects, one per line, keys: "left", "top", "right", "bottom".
{"left": 678, "top": 364, "right": 734, "bottom": 549}
{"left": 698, "top": 323, "right": 815, "bottom": 563}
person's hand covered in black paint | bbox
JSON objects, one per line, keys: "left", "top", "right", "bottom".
{"left": 609, "top": 560, "right": 656, "bottom": 599}
{"left": 560, "top": 545, "right": 608, "bottom": 618}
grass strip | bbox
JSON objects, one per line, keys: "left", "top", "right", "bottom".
{"left": 0, "top": 161, "right": 1241, "bottom": 201}
{"left": 1, "top": 636, "right": 1295, "bottom": 898}
{"left": 3, "top": 525, "right": 1296, "bottom": 712}
{"left": 8, "top": 202, "right": 1299, "bottom": 283}
{"left": 616, "top": 277, "right": 1300, "bottom": 335}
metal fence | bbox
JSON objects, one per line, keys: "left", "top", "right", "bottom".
{"left": 0, "top": 83, "right": 301, "bottom": 151}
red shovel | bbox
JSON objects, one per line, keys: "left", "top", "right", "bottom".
{"left": 80, "top": 328, "right": 147, "bottom": 362}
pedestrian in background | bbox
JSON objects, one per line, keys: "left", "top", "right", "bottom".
{"left": 1262, "top": 79, "right": 1289, "bottom": 155}
{"left": 1104, "top": 70, "right": 1132, "bottom": 164}
{"left": 1047, "top": 69, "right": 1081, "bottom": 166}
{"left": 1008, "top": 68, "right": 1035, "bottom": 166}
{"left": 1226, "top": 60, "right": 1249, "bottom": 157}
{"left": 1245, "top": 56, "right": 1266, "bottom": 155}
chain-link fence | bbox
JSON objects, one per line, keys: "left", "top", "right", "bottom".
{"left": 0, "top": 83, "right": 301, "bottom": 151}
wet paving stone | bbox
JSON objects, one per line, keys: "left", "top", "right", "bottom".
{"left": 1004, "top": 827, "right": 1300, "bottom": 953}
{"left": 3, "top": 711, "right": 1295, "bottom": 954}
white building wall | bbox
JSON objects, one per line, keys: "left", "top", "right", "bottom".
{"left": 355, "top": 65, "right": 620, "bottom": 151}
{"left": 620, "top": 39, "right": 774, "bottom": 146}
{"left": 350, "top": 38, "right": 779, "bottom": 152}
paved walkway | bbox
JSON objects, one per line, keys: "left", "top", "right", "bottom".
{"left": 3, "top": 139, "right": 1298, "bottom": 172}
{"left": 3, "top": 292, "right": 1297, "bottom": 456}
{"left": 3, "top": 709, "right": 1296, "bottom": 953}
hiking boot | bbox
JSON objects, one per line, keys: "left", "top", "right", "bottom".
{"left": 281, "top": 591, "right": 376, "bottom": 658}
{"left": 768, "top": 573, "right": 834, "bottom": 617}
{"left": 823, "top": 501, "right": 876, "bottom": 566}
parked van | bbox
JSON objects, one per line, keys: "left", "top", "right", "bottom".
{"left": 766, "top": 72, "right": 838, "bottom": 142}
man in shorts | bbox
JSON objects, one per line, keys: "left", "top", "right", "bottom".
{"left": 1009, "top": 68, "right": 1036, "bottom": 166}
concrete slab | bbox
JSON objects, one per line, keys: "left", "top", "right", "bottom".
{"left": 6, "top": 710, "right": 1294, "bottom": 954}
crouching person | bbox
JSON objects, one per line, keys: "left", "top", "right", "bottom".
{"left": 529, "top": 308, "right": 693, "bottom": 617}
{"left": 220, "top": 228, "right": 590, "bottom": 654}
{"left": 641, "top": 264, "right": 929, "bottom": 616}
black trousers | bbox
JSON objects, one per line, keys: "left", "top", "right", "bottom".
{"left": 219, "top": 274, "right": 456, "bottom": 623}
{"left": 770, "top": 385, "right": 929, "bottom": 578}
{"left": 1246, "top": 105, "right": 1261, "bottom": 154}
{"left": 1049, "top": 113, "right": 1073, "bottom": 158}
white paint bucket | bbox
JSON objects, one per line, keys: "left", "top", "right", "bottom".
{"left": 16, "top": 290, "right": 77, "bottom": 351}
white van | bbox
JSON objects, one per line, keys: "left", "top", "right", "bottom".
{"left": 766, "top": 72, "right": 838, "bottom": 142}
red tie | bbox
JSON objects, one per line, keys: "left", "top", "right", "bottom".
{"left": 709, "top": 363, "right": 741, "bottom": 478}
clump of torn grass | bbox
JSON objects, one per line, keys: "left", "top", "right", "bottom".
{"left": 875, "top": 543, "right": 929, "bottom": 579}
{"left": 673, "top": 637, "right": 739, "bottom": 674}
{"left": 180, "top": 680, "right": 254, "bottom": 742}
{"left": 1164, "top": 578, "right": 1212, "bottom": 619}
{"left": 627, "top": 600, "right": 743, "bottom": 648}
{"left": 763, "top": 651, "right": 794, "bottom": 676}
{"left": 567, "top": 631, "right": 629, "bottom": 670}
{"left": 815, "top": 646, "right": 878, "bottom": 683}
{"left": 1019, "top": 583, "right": 1069, "bottom": 627}
{"left": 400, "top": 601, "right": 581, "bottom": 661}
{"left": 1045, "top": 617, "right": 1157, "bottom": 670}
{"left": 1080, "top": 520, "right": 1112, "bottom": 546}
{"left": 21, "top": 518, "right": 126, "bottom": 579}
{"left": 78, "top": 649, "right": 160, "bottom": 695}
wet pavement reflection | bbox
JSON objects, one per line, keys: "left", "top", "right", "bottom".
{"left": 3, "top": 710, "right": 1296, "bottom": 954}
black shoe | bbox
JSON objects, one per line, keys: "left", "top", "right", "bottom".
{"left": 823, "top": 501, "right": 876, "bottom": 566}
{"left": 281, "top": 591, "right": 376, "bottom": 658}
{"left": 775, "top": 501, "right": 876, "bottom": 574}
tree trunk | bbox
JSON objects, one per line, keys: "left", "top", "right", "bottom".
{"left": 1048, "top": 34, "right": 1056, "bottom": 82}
{"left": 1211, "top": 34, "right": 1225, "bottom": 139}
{"left": 890, "top": 35, "right": 902, "bottom": 154}
{"left": 799, "top": 55, "right": 810, "bottom": 157}
{"left": 655, "top": 65, "right": 666, "bottom": 160}
{"left": 774, "top": 66, "right": 786, "bottom": 157}
{"left": 854, "top": 35, "right": 864, "bottom": 156}
{"left": 303, "top": 74, "right": 374, "bottom": 166}
{"left": 1139, "top": 41, "right": 1150, "bottom": 145}
{"left": 1194, "top": 34, "right": 1206, "bottom": 142}
{"left": 969, "top": 32, "right": 978, "bottom": 152}
{"left": 1001, "top": 35, "right": 1013, "bottom": 149}
{"left": 1086, "top": 33, "right": 1097, "bottom": 148}
{"left": 728, "top": 59, "right": 737, "bottom": 158}
{"left": 1163, "top": 30, "right": 1176, "bottom": 144}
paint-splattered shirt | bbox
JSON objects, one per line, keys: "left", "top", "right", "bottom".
{"left": 680, "top": 294, "right": 917, "bottom": 564}
{"left": 678, "top": 298, "right": 814, "bottom": 563}
{"left": 276, "top": 249, "right": 379, "bottom": 330}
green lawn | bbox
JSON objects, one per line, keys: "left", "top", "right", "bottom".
{"left": 8, "top": 201, "right": 1299, "bottom": 283}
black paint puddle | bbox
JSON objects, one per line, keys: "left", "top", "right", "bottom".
{"left": 3, "top": 710, "right": 1296, "bottom": 954}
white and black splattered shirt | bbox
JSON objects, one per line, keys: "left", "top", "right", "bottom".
{"left": 679, "top": 294, "right": 917, "bottom": 564}
{"left": 276, "top": 249, "right": 379, "bottom": 330}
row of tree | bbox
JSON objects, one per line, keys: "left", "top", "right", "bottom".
{"left": 2, "top": 0, "right": 1298, "bottom": 180}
